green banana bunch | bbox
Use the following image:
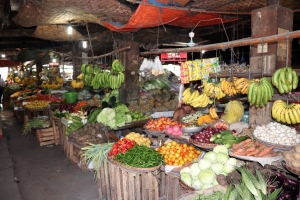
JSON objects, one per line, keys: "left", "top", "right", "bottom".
{"left": 111, "top": 59, "right": 124, "bottom": 73}
{"left": 247, "top": 77, "right": 274, "bottom": 107}
{"left": 272, "top": 67, "right": 299, "bottom": 94}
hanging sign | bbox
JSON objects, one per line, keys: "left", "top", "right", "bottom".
{"left": 49, "top": 62, "right": 60, "bottom": 66}
{"left": 161, "top": 52, "right": 187, "bottom": 62}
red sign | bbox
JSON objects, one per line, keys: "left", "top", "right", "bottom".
{"left": 161, "top": 52, "right": 187, "bottom": 62}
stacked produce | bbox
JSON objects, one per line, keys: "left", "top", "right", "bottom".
{"left": 24, "top": 94, "right": 61, "bottom": 103}
{"left": 10, "top": 89, "right": 31, "bottom": 98}
{"left": 51, "top": 102, "right": 77, "bottom": 113}
{"left": 40, "top": 79, "right": 63, "bottom": 89}
{"left": 180, "top": 145, "right": 237, "bottom": 190}
{"left": 69, "top": 122, "right": 107, "bottom": 146}
{"left": 190, "top": 127, "right": 225, "bottom": 144}
{"left": 24, "top": 100, "right": 50, "bottom": 109}
{"left": 156, "top": 141, "right": 201, "bottom": 166}
{"left": 111, "top": 141, "right": 164, "bottom": 168}
{"left": 182, "top": 88, "right": 211, "bottom": 108}
{"left": 203, "top": 82, "right": 226, "bottom": 100}
{"left": 144, "top": 117, "right": 182, "bottom": 132}
{"left": 87, "top": 107, "right": 102, "bottom": 123}
{"left": 247, "top": 77, "right": 274, "bottom": 107}
{"left": 165, "top": 125, "right": 183, "bottom": 136}
{"left": 81, "top": 60, "right": 125, "bottom": 90}
{"left": 22, "top": 118, "right": 51, "bottom": 136}
{"left": 230, "top": 139, "right": 279, "bottom": 157}
{"left": 272, "top": 100, "right": 300, "bottom": 124}
{"left": 253, "top": 122, "right": 300, "bottom": 146}
{"left": 108, "top": 138, "right": 135, "bottom": 157}
{"left": 125, "top": 132, "right": 151, "bottom": 147}
{"left": 210, "top": 130, "right": 249, "bottom": 148}
{"left": 283, "top": 145, "right": 300, "bottom": 170}
{"left": 272, "top": 67, "right": 299, "bottom": 94}
{"left": 129, "top": 110, "right": 151, "bottom": 122}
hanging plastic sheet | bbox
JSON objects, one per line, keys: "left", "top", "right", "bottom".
{"left": 102, "top": 3, "right": 238, "bottom": 32}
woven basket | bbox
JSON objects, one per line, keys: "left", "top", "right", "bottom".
{"left": 179, "top": 179, "right": 196, "bottom": 192}
{"left": 189, "top": 138, "right": 217, "bottom": 150}
{"left": 107, "top": 157, "right": 161, "bottom": 172}
{"left": 254, "top": 136, "right": 295, "bottom": 151}
{"left": 143, "top": 127, "right": 165, "bottom": 137}
{"left": 281, "top": 161, "right": 300, "bottom": 176}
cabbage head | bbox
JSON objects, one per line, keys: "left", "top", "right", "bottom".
{"left": 213, "top": 145, "right": 229, "bottom": 155}
{"left": 190, "top": 163, "right": 201, "bottom": 177}
{"left": 198, "top": 169, "right": 216, "bottom": 184}
{"left": 216, "top": 152, "right": 229, "bottom": 164}
{"left": 180, "top": 167, "right": 191, "bottom": 176}
{"left": 181, "top": 172, "right": 192, "bottom": 186}
{"left": 198, "top": 158, "right": 212, "bottom": 170}
{"left": 211, "top": 163, "right": 224, "bottom": 175}
{"left": 223, "top": 158, "right": 237, "bottom": 174}
{"left": 201, "top": 183, "right": 214, "bottom": 190}
{"left": 192, "top": 180, "right": 202, "bottom": 190}
{"left": 203, "top": 152, "right": 217, "bottom": 163}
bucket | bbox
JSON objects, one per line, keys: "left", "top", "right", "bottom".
{"left": 65, "top": 92, "right": 78, "bottom": 103}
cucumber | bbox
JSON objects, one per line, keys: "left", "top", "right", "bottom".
{"left": 221, "top": 134, "right": 236, "bottom": 140}
{"left": 214, "top": 138, "right": 223, "bottom": 144}
{"left": 72, "top": 116, "right": 82, "bottom": 121}
{"left": 223, "top": 139, "right": 237, "bottom": 148}
{"left": 210, "top": 135, "right": 218, "bottom": 142}
{"left": 220, "top": 130, "right": 232, "bottom": 135}
{"left": 216, "top": 134, "right": 222, "bottom": 139}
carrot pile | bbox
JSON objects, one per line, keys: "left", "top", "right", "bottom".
{"left": 231, "top": 139, "right": 277, "bottom": 157}
{"left": 73, "top": 101, "right": 87, "bottom": 113}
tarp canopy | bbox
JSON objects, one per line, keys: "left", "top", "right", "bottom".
{"left": 0, "top": 60, "right": 21, "bottom": 67}
{"left": 102, "top": 3, "right": 238, "bottom": 32}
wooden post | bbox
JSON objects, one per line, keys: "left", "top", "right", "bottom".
{"left": 119, "top": 41, "right": 140, "bottom": 105}
{"left": 249, "top": 5, "right": 293, "bottom": 125}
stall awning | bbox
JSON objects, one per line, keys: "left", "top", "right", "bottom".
{"left": 102, "top": 3, "right": 238, "bottom": 32}
{"left": 0, "top": 60, "right": 21, "bottom": 67}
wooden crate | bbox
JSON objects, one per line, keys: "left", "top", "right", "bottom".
{"left": 97, "top": 160, "right": 161, "bottom": 200}
{"left": 68, "top": 140, "right": 87, "bottom": 170}
{"left": 161, "top": 171, "right": 186, "bottom": 200}
{"left": 36, "top": 123, "right": 60, "bottom": 146}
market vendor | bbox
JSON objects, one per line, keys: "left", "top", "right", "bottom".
{"left": 173, "top": 104, "right": 196, "bottom": 121}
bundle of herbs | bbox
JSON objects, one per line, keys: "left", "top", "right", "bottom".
{"left": 22, "top": 118, "right": 51, "bottom": 136}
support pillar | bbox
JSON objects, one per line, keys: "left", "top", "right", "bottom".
{"left": 249, "top": 5, "right": 293, "bottom": 125}
{"left": 119, "top": 41, "right": 140, "bottom": 104}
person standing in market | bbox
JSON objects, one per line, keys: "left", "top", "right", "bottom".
{"left": 0, "top": 74, "right": 5, "bottom": 104}
{"left": 173, "top": 104, "right": 196, "bottom": 121}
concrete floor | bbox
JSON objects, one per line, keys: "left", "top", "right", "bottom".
{"left": 0, "top": 110, "right": 99, "bottom": 200}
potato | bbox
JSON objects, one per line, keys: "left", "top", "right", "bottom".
{"left": 292, "top": 152, "right": 300, "bottom": 160}
{"left": 294, "top": 145, "right": 300, "bottom": 153}
{"left": 283, "top": 152, "right": 295, "bottom": 162}
{"left": 291, "top": 160, "right": 300, "bottom": 169}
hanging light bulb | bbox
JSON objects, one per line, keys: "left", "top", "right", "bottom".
{"left": 1, "top": 53, "right": 5, "bottom": 58}
{"left": 67, "top": 24, "right": 72, "bottom": 35}
{"left": 187, "top": 31, "right": 196, "bottom": 47}
{"left": 53, "top": 58, "right": 57, "bottom": 63}
{"left": 82, "top": 41, "right": 88, "bottom": 48}
{"left": 202, "top": 50, "right": 206, "bottom": 54}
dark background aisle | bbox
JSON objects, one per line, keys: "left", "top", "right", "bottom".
{"left": 1, "top": 110, "right": 99, "bottom": 200}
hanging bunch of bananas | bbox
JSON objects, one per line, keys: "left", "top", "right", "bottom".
{"left": 182, "top": 88, "right": 211, "bottom": 108}
{"left": 55, "top": 75, "right": 64, "bottom": 84}
{"left": 14, "top": 77, "right": 22, "bottom": 84}
{"left": 209, "top": 106, "right": 219, "bottom": 119}
{"left": 77, "top": 73, "right": 84, "bottom": 79}
{"left": 272, "top": 67, "right": 299, "bottom": 94}
{"left": 220, "top": 78, "right": 239, "bottom": 96}
{"left": 71, "top": 80, "right": 84, "bottom": 89}
{"left": 203, "top": 82, "right": 226, "bottom": 100}
{"left": 272, "top": 100, "right": 300, "bottom": 124}
{"left": 41, "top": 81, "right": 61, "bottom": 89}
{"left": 248, "top": 77, "right": 274, "bottom": 107}
{"left": 233, "top": 77, "right": 251, "bottom": 94}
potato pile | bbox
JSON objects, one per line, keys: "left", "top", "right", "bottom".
{"left": 283, "top": 145, "right": 300, "bottom": 170}
{"left": 125, "top": 132, "right": 151, "bottom": 147}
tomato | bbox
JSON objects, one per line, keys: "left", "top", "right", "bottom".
{"left": 121, "top": 148, "right": 127, "bottom": 153}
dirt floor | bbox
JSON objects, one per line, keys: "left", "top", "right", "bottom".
{"left": 1, "top": 110, "right": 99, "bottom": 200}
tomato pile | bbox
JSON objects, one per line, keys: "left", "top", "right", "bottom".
{"left": 145, "top": 117, "right": 183, "bottom": 132}
{"left": 108, "top": 138, "right": 135, "bottom": 157}
{"left": 156, "top": 141, "right": 201, "bottom": 166}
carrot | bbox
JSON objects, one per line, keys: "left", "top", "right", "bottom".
{"left": 246, "top": 149, "right": 260, "bottom": 156}
{"left": 237, "top": 151, "right": 248, "bottom": 156}
{"left": 231, "top": 148, "right": 245, "bottom": 155}
{"left": 257, "top": 146, "right": 275, "bottom": 157}
{"left": 246, "top": 146, "right": 256, "bottom": 152}
{"left": 232, "top": 143, "right": 239, "bottom": 150}
{"left": 234, "top": 139, "right": 252, "bottom": 149}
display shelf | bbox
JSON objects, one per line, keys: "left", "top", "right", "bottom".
{"left": 209, "top": 72, "right": 273, "bottom": 78}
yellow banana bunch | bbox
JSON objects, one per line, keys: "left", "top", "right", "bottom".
{"left": 203, "top": 82, "right": 226, "bottom": 100}
{"left": 40, "top": 81, "right": 62, "bottom": 89}
{"left": 56, "top": 76, "right": 64, "bottom": 84}
{"left": 71, "top": 80, "right": 84, "bottom": 89}
{"left": 77, "top": 73, "right": 84, "bottom": 79}
{"left": 272, "top": 100, "right": 300, "bottom": 124}
{"left": 189, "top": 93, "right": 211, "bottom": 108}
{"left": 209, "top": 106, "right": 219, "bottom": 119}
{"left": 220, "top": 78, "right": 238, "bottom": 96}
{"left": 233, "top": 78, "right": 251, "bottom": 94}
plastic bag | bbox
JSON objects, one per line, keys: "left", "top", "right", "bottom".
{"left": 221, "top": 100, "right": 244, "bottom": 124}
{"left": 140, "top": 58, "right": 150, "bottom": 71}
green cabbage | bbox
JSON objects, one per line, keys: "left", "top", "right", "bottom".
{"left": 181, "top": 172, "right": 192, "bottom": 186}
{"left": 216, "top": 152, "right": 229, "bottom": 164}
{"left": 97, "top": 108, "right": 116, "bottom": 129}
{"left": 211, "top": 163, "right": 224, "bottom": 175}
{"left": 203, "top": 152, "right": 217, "bottom": 163}
{"left": 198, "top": 158, "right": 212, "bottom": 170}
{"left": 192, "top": 180, "right": 202, "bottom": 190}
{"left": 180, "top": 167, "right": 191, "bottom": 176}
{"left": 213, "top": 145, "right": 229, "bottom": 155}
{"left": 223, "top": 158, "right": 237, "bottom": 174}
{"left": 190, "top": 163, "right": 201, "bottom": 177}
{"left": 198, "top": 169, "right": 216, "bottom": 184}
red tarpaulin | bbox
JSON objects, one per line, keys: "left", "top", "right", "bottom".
{"left": 102, "top": 3, "right": 238, "bottom": 32}
{"left": 0, "top": 60, "right": 21, "bottom": 67}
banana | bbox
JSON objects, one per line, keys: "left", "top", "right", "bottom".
{"left": 287, "top": 67, "right": 293, "bottom": 91}
{"left": 288, "top": 107, "right": 297, "bottom": 124}
{"left": 255, "top": 83, "right": 262, "bottom": 107}
{"left": 291, "top": 107, "right": 300, "bottom": 123}
{"left": 292, "top": 70, "right": 299, "bottom": 90}
{"left": 209, "top": 106, "right": 218, "bottom": 119}
{"left": 272, "top": 68, "right": 283, "bottom": 87}
{"left": 284, "top": 108, "right": 292, "bottom": 124}
{"left": 280, "top": 108, "right": 287, "bottom": 123}
{"left": 247, "top": 82, "right": 256, "bottom": 103}
{"left": 183, "top": 88, "right": 191, "bottom": 97}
